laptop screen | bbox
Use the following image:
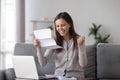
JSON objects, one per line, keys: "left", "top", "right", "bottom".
{"left": 12, "top": 56, "right": 39, "bottom": 79}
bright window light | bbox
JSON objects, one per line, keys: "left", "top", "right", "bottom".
{"left": 1, "top": 0, "right": 16, "bottom": 68}
{"left": 1, "top": 0, "right": 16, "bottom": 52}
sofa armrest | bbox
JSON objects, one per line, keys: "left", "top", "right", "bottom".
{"left": 4, "top": 68, "right": 16, "bottom": 80}
{"left": 0, "top": 69, "right": 5, "bottom": 80}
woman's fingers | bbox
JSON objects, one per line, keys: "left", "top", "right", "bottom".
{"left": 33, "top": 38, "right": 41, "bottom": 48}
{"left": 77, "top": 36, "right": 85, "bottom": 46}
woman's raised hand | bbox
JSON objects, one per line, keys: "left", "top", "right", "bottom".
{"left": 77, "top": 36, "right": 85, "bottom": 46}
{"left": 33, "top": 38, "right": 41, "bottom": 48}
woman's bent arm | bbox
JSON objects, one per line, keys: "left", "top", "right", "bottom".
{"left": 37, "top": 48, "right": 54, "bottom": 66}
{"left": 78, "top": 43, "right": 88, "bottom": 67}
{"left": 77, "top": 36, "right": 87, "bottom": 67}
{"left": 37, "top": 48, "right": 47, "bottom": 66}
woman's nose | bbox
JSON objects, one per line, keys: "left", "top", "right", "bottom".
{"left": 58, "top": 26, "right": 63, "bottom": 30}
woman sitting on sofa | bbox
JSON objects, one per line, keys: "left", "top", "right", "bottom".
{"left": 33, "top": 12, "right": 87, "bottom": 80}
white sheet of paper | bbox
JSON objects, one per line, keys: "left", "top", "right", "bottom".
{"left": 34, "top": 29, "right": 62, "bottom": 49}
{"left": 34, "top": 29, "right": 51, "bottom": 39}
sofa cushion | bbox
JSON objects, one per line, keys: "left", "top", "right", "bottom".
{"left": 84, "top": 45, "right": 96, "bottom": 78}
{"left": 97, "top": 43, "right": 120, "bottom": 79}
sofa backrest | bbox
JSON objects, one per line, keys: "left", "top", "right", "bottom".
{"left": 14, "top": 43, "right": 55, "bottom": 76}
{"left": 97, "top": 43, "right": 120, "bottom": 79}
{"left": 14, "top": 43, "right": 96, "bottom": 78}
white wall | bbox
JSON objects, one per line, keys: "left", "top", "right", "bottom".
{"left": 25, "top": 0, "right": 120, "bottom": 45}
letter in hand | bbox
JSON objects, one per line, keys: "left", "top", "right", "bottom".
{"left": 77, "top": 36, "right": 85, "bottom": 46}
{"left": 33, "top": 38, "right": 41, "bottom": 48}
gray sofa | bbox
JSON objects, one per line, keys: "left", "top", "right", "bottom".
{"left": 96, "top": 43, "right": 120, "bottom": 80}
{"left": 1, "top": 43, "right": 120, "bottom": 80}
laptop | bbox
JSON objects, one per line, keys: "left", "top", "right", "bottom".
{"left": 12, "top": 56, "right": 58, "bottom": 80}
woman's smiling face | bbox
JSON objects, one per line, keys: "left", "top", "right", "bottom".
{"left": 55, "top": 18, "right": 70, "bottom": 38}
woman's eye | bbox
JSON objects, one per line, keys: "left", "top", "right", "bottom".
{"left": 61, "top": 24, "right": 65, "bottom": 27}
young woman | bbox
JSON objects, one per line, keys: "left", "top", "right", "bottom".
{"left": 33, "top": 12, "right": 87, "bottom": 80}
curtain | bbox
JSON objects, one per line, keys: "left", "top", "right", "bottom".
{"left": 16, "top": 0, "right": 25, "bottom": 42}
{"left": 0, "top": 0, "right": 25, "bottom": 69}
{"left": 0, "top": 0, "right": 1, "bottom": 69}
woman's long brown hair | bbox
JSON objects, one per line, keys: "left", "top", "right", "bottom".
{"left": 54, "top": 12, "right": 79, "bottom": 52}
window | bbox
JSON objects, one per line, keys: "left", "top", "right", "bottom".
{"left": 0, "top": 0, "right": 16, "bottom": 68}
{"left": 1, "top": 0, "right": 16, "bottom": 52}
